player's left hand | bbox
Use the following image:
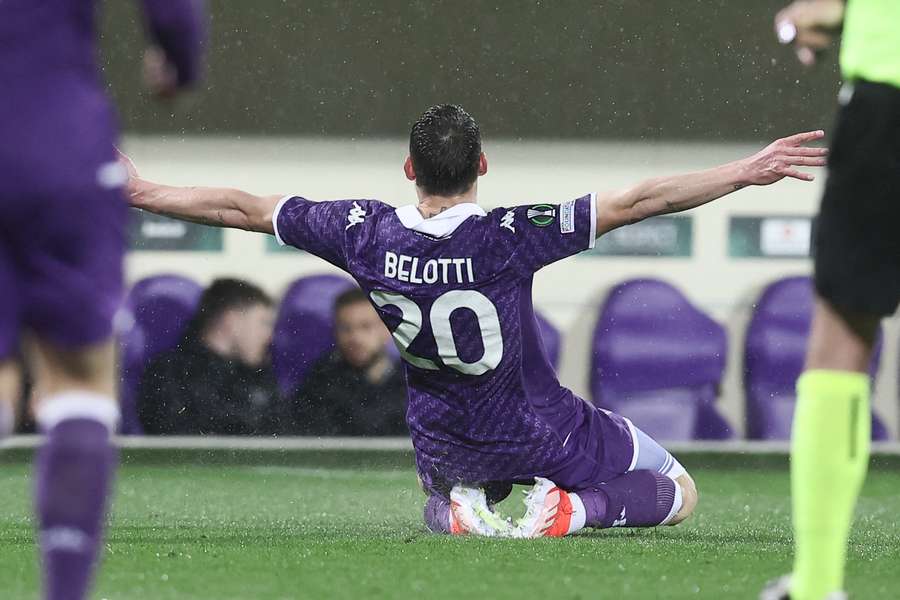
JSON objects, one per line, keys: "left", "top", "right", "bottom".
{"left": 740, "top": 130, "right": 828, "bottom": 185}
{"left": 142, "top": 46, "right": 180, "bottom": 99}
{"left": 775, "top": 0, "right": 844, "bottom": 66}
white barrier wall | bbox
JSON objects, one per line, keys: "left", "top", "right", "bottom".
{"left": 122, "top": 136, "right": 898, "bottom": 437}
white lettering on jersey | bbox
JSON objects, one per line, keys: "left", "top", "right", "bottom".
{"left": 384, "top": 252, "right": 475, "bottom": 284}
{"left": 500, "top": 210, "right": 516, "bottom": 233}
{"left": 560, "top": 199, "right": 576, "bottom": 234}
{"left": 423, "top": 260, "right": 438, "bottom": 284}
{"left": 346, "top": 201, "right": 367, "bottom": 230}
{"left": 384, "top": 252, "right": 398, "bottom": 278}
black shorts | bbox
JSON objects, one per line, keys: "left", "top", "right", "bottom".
{"left": 814, "top": 80, "right": 900, "bottom": 317}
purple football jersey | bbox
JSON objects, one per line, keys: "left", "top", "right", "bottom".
{"left": 275, "top": 195, "right": 637, "bottom": 494}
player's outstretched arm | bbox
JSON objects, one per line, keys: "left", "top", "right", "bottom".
{"left": 594, "top": 130, "right": 827, "bottom": 237}
{"left": 119, "top": 151, "right": 281, "bottom": 234}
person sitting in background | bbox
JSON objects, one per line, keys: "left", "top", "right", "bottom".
{"left": 292, "top": 288, "right": 408, "bottom": 436}
{"left": 138, "top": 278, "right": 282, "bottom": 435}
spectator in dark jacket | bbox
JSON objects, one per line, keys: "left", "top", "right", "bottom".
{"left": 138, "top": 278, "right": 283, "bottom": 435}
{"left": 292, "top": 288, "right": 407, "bottom": 436}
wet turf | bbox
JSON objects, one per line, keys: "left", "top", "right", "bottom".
{"left": 0, "top": 461, "right": 898, "bottom": 599}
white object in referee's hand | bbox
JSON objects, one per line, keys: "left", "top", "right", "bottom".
{"left": 777, "top": 21, "right": 797, "bottom": 44}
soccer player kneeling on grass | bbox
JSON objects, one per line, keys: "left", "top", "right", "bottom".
{"left": 424, "top": 423, "right": 697, "bottom": 538}
{"left": 119, "top": 105, "right": 825, "bottom": 542}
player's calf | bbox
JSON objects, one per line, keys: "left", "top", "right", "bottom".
{"left": 0, "top": 361, "right": 21, "bottom": 438}
{"left": 516, "top": 469, "right": 693, "bottom": 538}
{"left": 29, "top": 339, "right": 120, "bottom": 600}
{"left": 667, "top": 472, "right": 698, "bottom": 526}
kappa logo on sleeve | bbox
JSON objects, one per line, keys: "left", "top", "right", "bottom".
{"left": 527, "top": 204, "right": 556, "bottom": 227}
{"left": 346, "top": 201, "right": 367, "bottom": 230}
{"left": 500, "top": 210, "right": 516, "bottom": 233}
{"left": 559, "top": 199, "right": 576, "bottom": 234}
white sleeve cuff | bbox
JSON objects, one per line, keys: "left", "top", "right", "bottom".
{"left": 587, "top": 192, "right": 597, "bottom": 250}
{"left": 272, "top": 195, "right": 295, "bottom": 246}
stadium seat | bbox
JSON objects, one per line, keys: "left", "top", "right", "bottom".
{"left": 271, "top": 274, "right": 356, "bottom": 396}
{"left": 743, "top": 276, "right": 887, "bottom": 440}
{"left": 118, "top": 274, "right": 203, "bottom": 435}
{"left": 590, "top": 278, "right": 733, "bottom": 442}
{"left": 535, "top": 312, "right": 562, "bottom": 370}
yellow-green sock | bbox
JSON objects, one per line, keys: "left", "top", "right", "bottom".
{"left": 791, "top": 369, "right": 870, "bottom": 600}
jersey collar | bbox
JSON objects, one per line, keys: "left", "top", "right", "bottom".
{"left": 395, "top": 202, "right": 487, "bottom": 238}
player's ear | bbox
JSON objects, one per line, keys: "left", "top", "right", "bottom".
{"left": 478, "top": 152, "right": 488, "bottom": 177}
{"left": 404, "top": 156, "right": 416, "bottom": 181}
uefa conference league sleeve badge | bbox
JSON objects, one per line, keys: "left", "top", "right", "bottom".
{"left": 527, "top": 204, "right": 556, "bottom": 227}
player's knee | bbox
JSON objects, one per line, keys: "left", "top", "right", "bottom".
{"left": 31, "top": 339, "right": 116, "bottom": 396}
{"left": 0, "top": 362, "right": 21, "bottom": 437}
{"left": 668, "top": 473, "right": 698, "bottom": 526}
{"left": 806, "top": 298, "right": 880, "bottom": 372}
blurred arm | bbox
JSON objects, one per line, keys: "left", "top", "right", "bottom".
{"left": 775, "top": 0, "right": 845, "bottom": 66}
{"left": 594, "top": 130, "right": 827, "bottom": 237}
{"left": 120, "top": 146, "right": 280, "bottom": 233}
{"left": 139, "top": 0, "right": 206, "bottom": 86}
{"left": 128, "top": 178, "right": 282, "bottom": 234}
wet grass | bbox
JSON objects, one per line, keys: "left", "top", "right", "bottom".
{"left": 0, "top": 462, "right": 898, "bottom": 599}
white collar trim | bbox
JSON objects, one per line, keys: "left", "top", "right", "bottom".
{"left": 395, "top": 203, "right": 487, "bottom": 238}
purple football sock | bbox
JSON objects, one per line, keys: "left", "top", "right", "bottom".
{"left": 424, "top": 495, "right": 452, "bottom": 534}
{"left": 580, "top": 470, "right": 677, "bottom": 528}
{"left": 36, "top": 418, "right": 118, "bottom": 600}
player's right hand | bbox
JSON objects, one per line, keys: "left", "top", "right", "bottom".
{"left": 115, "top": 148, "right": 142, "bottom": 200}
{"left": 739, "top": 130, "right": 828, "bottom": 185}
{"left": 142, "top": 46, "right": 180, "bottom": 99}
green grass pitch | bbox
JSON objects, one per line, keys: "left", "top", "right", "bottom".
{"left": 1, "top": 454, "right": 899, "bottom": 599}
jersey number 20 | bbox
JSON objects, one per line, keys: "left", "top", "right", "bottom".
{"left": 370, "top": 290, "right": 503, "bottom": 376}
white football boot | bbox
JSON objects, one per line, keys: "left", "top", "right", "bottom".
{"left": 448, "top": 484, "right": 513, "bottom": 537}
{"left": 514, "top": 477, "right": 579, "bottom": 538}
{"left": 759, "top": 575, "right": 848, "bottom": 600}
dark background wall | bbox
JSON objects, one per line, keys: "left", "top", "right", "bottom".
{"left": 101, "top": 0, "right": 843, "bottom": 140}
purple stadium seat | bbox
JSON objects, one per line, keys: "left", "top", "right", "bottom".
{"left": 271, "top": 274, "right": 356, "bottom": 396}
{"left": 535, "top": 312, "right": 562, "bottom": 370}
{"left": 118, "top": 274, "right": 203, "bottom": 435}
{"left": 590, "top": 278, "right": 733, "bottom": 442}
{"left": 744, "top": 276, "right": 887, "bottom": 440}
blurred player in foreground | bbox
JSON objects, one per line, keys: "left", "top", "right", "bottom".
{"left": 763, "top": 1, "right": 900, "bottom": 599}
{"left": 120, "top": 105, "right": 825, "bottom": 538}
{"left": 0, "top": 1, "right": 204, "bottom": 598}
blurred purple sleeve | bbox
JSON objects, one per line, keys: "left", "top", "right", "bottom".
{"left": 140, "top": 0, "right": 206, "bottom": 86}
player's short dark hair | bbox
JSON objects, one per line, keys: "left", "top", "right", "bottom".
{"left": 409, "top": 104, "right": 482, "bottom": 197}
{"left": 190, "top": 278, "right": 272, "bottom": 335}
{"left": 333, "top": 287, "right": 369, "bottom": 316}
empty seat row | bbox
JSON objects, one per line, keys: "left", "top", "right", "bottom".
{"left": 591, "top": 276, "right": 887, "bottom": 442}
